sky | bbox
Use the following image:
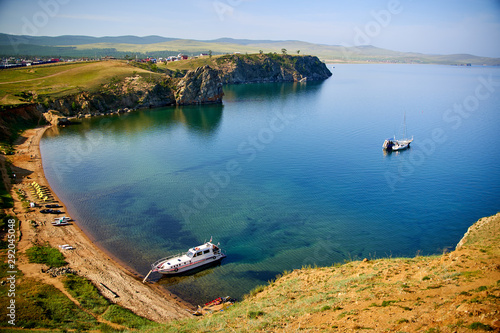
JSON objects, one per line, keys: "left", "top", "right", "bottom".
{"left": 0, "top": 0, "right": 500, "bottom": 57}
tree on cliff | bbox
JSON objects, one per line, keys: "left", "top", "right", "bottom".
{"left": 281, "top": 48, "right": 287, "bottom": 55}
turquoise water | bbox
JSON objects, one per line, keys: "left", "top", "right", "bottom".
{"left": 40, "top": 64, "right": 500, "bottom": 304}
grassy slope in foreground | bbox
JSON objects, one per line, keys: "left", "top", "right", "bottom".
{"left": 156, "top": 213, "right": 500, "bottom": 332}
{"left": 0, "top": 60, "right": 162, "bottom": 106}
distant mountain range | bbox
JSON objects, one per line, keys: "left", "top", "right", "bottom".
{"left": 1, "top": 33, "right": 499, "bottom": 65}
{"left": 0, "top": 34, "right": 178, "bottom": 46}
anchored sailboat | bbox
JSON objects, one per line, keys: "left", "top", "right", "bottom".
{"left": 383, "top": 113, "right": 413, "bottom": 151}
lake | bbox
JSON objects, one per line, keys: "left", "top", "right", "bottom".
{"left": 40, "top": 64, "right": 500, "bottom": 304}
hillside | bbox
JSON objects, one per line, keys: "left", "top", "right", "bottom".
{"left": 157, "top": 213, "right": 500, "bottom": 332}
{"left": 0, "top": 61, "right": 219, "bottom": 141}
{"left": 2, "top": 34, "right": 499, "bottom": 65}
{"left": 0, "top": 54, "right": 330, "bottom": 108}
{"left": 2, "top": 209, "right": 497, "bottom": 331}
{"left": 0, "top": 54, "right": 330, "bottom": 141}
{"left": 0, "top": 61, "right": 166, "bottom": 141}
{"left": 0, "top": 61, "right": 164, "bottom": 106}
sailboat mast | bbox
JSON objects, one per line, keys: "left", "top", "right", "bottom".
{"left": 403, "top": 112, "right": 406, "bottom": 139}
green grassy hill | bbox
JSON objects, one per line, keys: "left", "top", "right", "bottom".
{"left": 0, "top": 61, "right": 162, "bottom": 106}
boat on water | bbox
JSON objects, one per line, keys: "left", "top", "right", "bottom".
{"left": 383, "top": 113, "right": 413, "bottom": 151}
{"left": 383, "top": 137, "right": 413, "bottom": 151}
{"left": 143, "top": 238, "right": 226, "bottom": 282}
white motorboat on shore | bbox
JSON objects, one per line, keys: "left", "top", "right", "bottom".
{"left": 143, "top": 238, "right": 226, "bottom": 282}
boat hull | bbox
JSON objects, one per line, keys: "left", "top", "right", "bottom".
{"left": 155, "top": 254, "right": 226, "bottom": 275}
{"left": 383, "top": 113, "right": 413, "bottom": 151}
{"left": 383, "top": 138, "right": 413, "bottom": 151}
{"left": 144, "top": 240, "right": 226, "bottom": 283}
{"left": 390, "top": 142, "right": 411, "bottom": 151}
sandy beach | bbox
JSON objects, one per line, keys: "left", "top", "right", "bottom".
{"left": 4, "top": 125, "right": 193, "bottom": 323}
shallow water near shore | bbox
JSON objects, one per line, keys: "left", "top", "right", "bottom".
{"left": 40, "top": 64, "right": 500, "bottom": 304}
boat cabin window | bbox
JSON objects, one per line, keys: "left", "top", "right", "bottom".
{"left": 187, "top": 251, "right": 194, "bottom": 258}
{"left": 204, "top": 249, "right": 210, "bottom": 254}
{"left": 192, "top": 251, "right": 202, "bottom": 257}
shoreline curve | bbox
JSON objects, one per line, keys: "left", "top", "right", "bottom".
{"left": 7, "top": 125, "right": 193, "bottom": 323}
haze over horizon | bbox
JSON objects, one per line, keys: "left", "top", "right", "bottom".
{"left": 0, "top": 0, "right": 499, "bottom": 58}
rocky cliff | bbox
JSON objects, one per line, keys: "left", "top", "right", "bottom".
{"left": 0, "top": 104, "right": 46, "bottom": 142}
{"left": 35, "top": 65, "right": 225, "bottom": 115}
{"left": 1, "top": 55, "right": 332, "bottom": 141}
{"left": 175, "top": 65, "right": 224, "bottom": 105}
{"left": 39, "top": 75, "right": 176, "bottom": 116}
{"left": 0, "top": 66, "right": 224, "bottom": 141}
{"left": 214, "top": 54, "right": 332, "bottom": 84}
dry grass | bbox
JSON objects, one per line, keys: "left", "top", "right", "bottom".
{"left": 153, "top": 213, "right": 500, "bottom": 332}
{"left": 159, "top": 56, "right": 221, "bottom": 71}
{"left": 0, "top": 60, "right": 162, "bottom": 105}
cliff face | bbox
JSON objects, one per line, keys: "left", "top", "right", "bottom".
{"left": 1, "top": 55, "right": 332, "bottom": 140}
{"left": 215, "top": 54, "right": 332, "bottom": 84}
{"left": 291, "top": 55, "right": 333, "bottom": 81}
{"left": 39, "top": 75, "right": 176, "bottom": 116}
{"left": 175, "top": 65, "right": 224, "bottom": 105}
{"left": 0, "top": 105, "right": 46, "bottom": 142}
{"left": 37, "top": 65, "right": 225, "bottom": 115}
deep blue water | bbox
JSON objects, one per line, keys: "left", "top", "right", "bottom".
{"left": 40, "top": 64, "right": 500, "bottom": 304}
